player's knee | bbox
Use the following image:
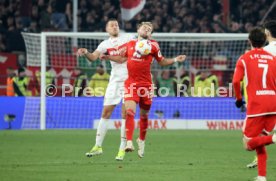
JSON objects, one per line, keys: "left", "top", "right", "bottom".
{"left": 243, "top": 137, "right": 252, "bottom": 151}
{"left": 102, "top": 109, "right": 112, "bottom": 119}
{"left": 140, "top": 114, "right": 148, "bottom": 120}
{"left": 126, "top": 109, "right": 135, "bottom": 117}
{"left": 121, "top": 110, "right": 126, "bottom": 119}
{"left": 121, "top": 113, "right": 126, "bottom": 119}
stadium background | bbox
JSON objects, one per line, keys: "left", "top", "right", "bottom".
{"left": 1, "top": 1, "right": 276, "bottom": 181}
{"left": 0, "top": 0, "right": 275, "bottom": 130}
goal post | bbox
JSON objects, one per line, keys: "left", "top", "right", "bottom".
{"left": 22, "top": 32, "right": 248, "bottom": 130}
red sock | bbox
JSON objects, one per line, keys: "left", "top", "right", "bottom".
{"left": 256, "top": 146, "right": 267, "bottom": 176}
{"left": 139, "top": 115, "right": 148, "bottom": 141}
{"left": 247, "top": 135, "right": 273, "bottom": 150}
{"left": 126, "top": 109, "right": 135, "bottom": 141}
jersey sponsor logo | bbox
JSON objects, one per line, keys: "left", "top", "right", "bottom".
{"left": 109, "top": 50, "right": 120, "bottom": 56}
{"left": 256, "top": 90, "right": 276, "bottom": 95}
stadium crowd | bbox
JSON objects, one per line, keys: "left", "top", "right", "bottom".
{"left": 0, "top": 0, "right": 275, "bottom": 52}
{"left": 0, "top": 0, "right": 275, "bottom": 97}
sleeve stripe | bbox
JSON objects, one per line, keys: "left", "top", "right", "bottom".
{"left": 241, "top": 59, "right": 248, "bottom": 87}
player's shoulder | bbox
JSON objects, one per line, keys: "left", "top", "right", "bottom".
{"left": 127, "top": 39, "right": 138, "bottom": 45}
{"left": 263, "top": 44, "right": 276, "bottom": 56}
{"left": 237, "top": 50, "right": 251, "bottom": 63}
{"left": 98, "top": 39, "right": 109, "bottom": 47}
{"left": 241, "top": 48, "right": 275, "bottom": 62}
{"left": 149, "top": 39, "right": 160, "bottom": 49}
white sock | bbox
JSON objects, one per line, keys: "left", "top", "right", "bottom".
{"left": 119, "top": 119, "right": 126, "bottom": 150}
{"left": 257, "top": 176, "right": 266, "bottom": 181}
{"left": 272, "top": 134, "right": 276, "bottom": 143}
{"left": 95, "top": 118, "right": 109, "bottom": 147}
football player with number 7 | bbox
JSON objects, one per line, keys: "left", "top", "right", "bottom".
{"left": 233, "top": 27, "right": 276, "bottom": 181}
{"left": 101, "top": 22, "right": 186, "bottom": 158}
{"left": 246, "top": 20, "right": 276, "bottom": 169}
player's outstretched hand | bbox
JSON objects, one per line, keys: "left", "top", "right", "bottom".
{"left": 235, "top": 99, "right": 245, "bottom": 108}
{"left": 77, "top": 48, "right": 88, "bottom": 57}
{"left": 175, "top": 55, "right": 186, "bottom": 62}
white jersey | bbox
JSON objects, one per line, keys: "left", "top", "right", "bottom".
{"left": 96, "top": 34, "right": 133, "bottom": 82}
{"left": 264, "top": 41, "right": 276, "bottom": 56}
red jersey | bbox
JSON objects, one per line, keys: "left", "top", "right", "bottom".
{"left": 233, "top": 48, "right": 276, "bottom": 117}
{"left": 121, "top": 39, "right": 164, "bottom": 86}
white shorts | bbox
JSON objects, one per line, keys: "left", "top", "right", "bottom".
{"left": 103, "top": 80, "right": 125, "bottom": 106}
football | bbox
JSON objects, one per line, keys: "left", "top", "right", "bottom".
{"left": 135, "top": 39, "right": 152, "bottom": 56}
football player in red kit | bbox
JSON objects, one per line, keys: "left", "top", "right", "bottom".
{"left": 101, "top": 22, "right": 186, "bottom": 158}
{"left": 233, "top": 27, "right": 276, "bottom": 181}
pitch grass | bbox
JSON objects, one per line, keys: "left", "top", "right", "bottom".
{"left": 1, "top": 130, "right": 276, "bottom": 181}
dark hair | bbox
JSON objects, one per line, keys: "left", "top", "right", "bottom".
{"left": 97, "top": 64, "right": 104, "bottom": 69}
{"left": 137, "top": 22, "right": 154, "bottom": 33}
{"left": 18, "top": 68, "right": 25, "bottom": 73}
{"left": 248, "top": 27, "right": 266, "bottom": 48}
{"left": 106, "top": 18, "right": 118, "bottom": 27}
{"left": 263, "top": 20, "right": 276, "bottom": 38}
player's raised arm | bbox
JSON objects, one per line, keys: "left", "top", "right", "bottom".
{"left": 77, "top": 48, "right": 101, "bottom": 62}
{"left": 150, "top": 39, "right": 186, "bottom": 66}
{"left": 158, "top": 55, "right": 186, "bottom": 66}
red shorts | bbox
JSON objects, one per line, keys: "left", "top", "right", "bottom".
{"left": 124, "top": 84, "right": 153, "bottom": 110}
{"left": 243, "top": 115, "right": 276, "bottom": 138}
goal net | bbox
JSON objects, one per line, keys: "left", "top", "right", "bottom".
{"left": 21, "top": 32, "right": 248, "bottom": 130}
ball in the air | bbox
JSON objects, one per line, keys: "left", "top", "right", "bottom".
{"left": 135, "top": 39, "right": 152, "bottom": 56}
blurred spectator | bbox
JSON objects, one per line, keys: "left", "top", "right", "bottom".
{"left": 51, "top": 0, "right": 69, "bottom": 30}
{"left": 89, "top": 65, "right": 110, "bottom": 97}
{"left": 173, "top": 68, "right": 190, "bottom": 96}
{"left": 6, "top": 67, "right": 16, "bottom": 96}
{"left": 13, "top": 67, "right": 31, "bottom": 96}
{"left": 40, "top": 5, "right": 53, "bottom": 31}
{"left": 0, "top": 33, "right": 6, "bottom": 51}
{"left": 35, "top": 67, "right": 55, "bottom": 96}
{"left": 73, "top": 68, "right": 87, "bottom": 97}
{"left": 29, "top": 21, "right": 39, "bottom": 33}
{"left": 19, "top": 0, "right": 32, "bottom": 28}
{"left": 156, "top": 70, "right": 175, "bottom": 97}
{"left": 0, "top": 0, "right": 275, "bottom": 52}
{"left": 193, "top": 69, "right": 219, "bottom": 97}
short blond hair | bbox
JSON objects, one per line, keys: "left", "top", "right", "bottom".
{"left": 137, "top": 22, "right": 154, "bottom": 32}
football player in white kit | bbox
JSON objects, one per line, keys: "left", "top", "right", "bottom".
{"left": 264, "top": 20, "right": 276, "bottom": 56}
{"left": 246, "top": 20, "right": 276, "bottom": 169}
{"left": 77, "top": 19, "right": 133, "bottom": 161}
